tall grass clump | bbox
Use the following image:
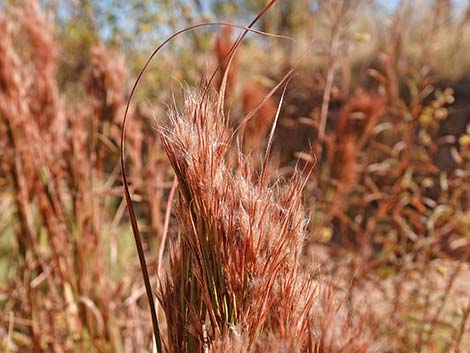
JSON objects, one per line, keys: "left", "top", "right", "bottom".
{"left": 155, "top": 87, "right": 371, "bottom": 352}
{"left": 1, "top": 1, "right": 167, "bottom": 350}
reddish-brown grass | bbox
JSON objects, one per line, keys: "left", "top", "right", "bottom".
{"left": 241, "top": 82, "right": 278, "bottom": 154}
{"left": 214, "top": 26, "right": 239, "bottom": 100}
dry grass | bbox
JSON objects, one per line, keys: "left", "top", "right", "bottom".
{"left": 157, "top": 88, "right": 371, "bottom": 353}
{"left": 241, "top": 81, "right": 278, "bottom": 155}
{"left": 1, "top": 0, "right": 469, "bottom": 352}
{"left": 0, "top": 2, "right": 167, "bottom": 351}
{"left": 214, "top": 26, "right": 239, "bottom": 101}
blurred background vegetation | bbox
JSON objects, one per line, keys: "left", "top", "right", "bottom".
{"left": 15, "top": 0, "right": 470, "bottom": 100}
